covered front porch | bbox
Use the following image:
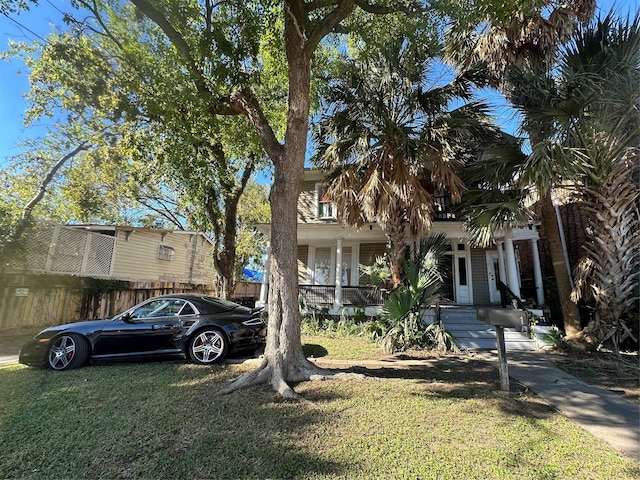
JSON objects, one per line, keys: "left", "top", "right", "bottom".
{"left": 256, "top": 222, "right": 546, "bottom": 312}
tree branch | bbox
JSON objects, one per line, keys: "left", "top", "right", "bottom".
{"left": 137, "top": 198, "right": 186, "bottom": 230}
{"left": 356, "top": 0, "right": 395, "bottom": 14}
{"left": 21, "top": 141, "right": 92, "bottom": 222}
{"left": 304, "top": 0, "right": 357, "bottom": 54}
{"left": 205, "top": 184, "right": 223, "bottom": 242}
{"left": 9, "top": 139, "right": 94, "bottom": 246}
{"left": 304, "top": 0, "right": 339, "bottom": 12}
{"left": 128, "top": 0, "right": 217, "bottom": 104}
{"left": 233, "top": 154, "right": 256, "bottom": 204}
{"left": 229, "top": 88, "right": 284, "bottom": 161}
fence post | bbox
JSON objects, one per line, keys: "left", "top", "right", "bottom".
{"left": 44, "top": 225, "right": 60, "bottom": 272}
{"left": 81, "top": 232, "right": 92, "bottom": 276}
{"left": 495, "top": 325, "right": 510, "bottom": 391}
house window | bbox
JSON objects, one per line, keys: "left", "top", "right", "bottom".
{"left": 313, "top": 247, "right": 332, "bottom": 285}
{"left": 316, "top": 184, "right": 335, "bottom": 219}
{"left": 458, "top": 257, "right": 468, "bottom": 286}
{"left": 341, "top": 247, "right": 353, "bottom": 285}
{"left": 158, "top": 244, "right": 175, "bottom": 261}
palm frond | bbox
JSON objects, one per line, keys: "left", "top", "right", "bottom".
{"left": 459, "top": 189, "right": 532, "bottom": 247}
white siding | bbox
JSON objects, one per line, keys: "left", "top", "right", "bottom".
{"left": 471, "top": 248, "right": 490, "bottom": 305}
{"left": 111, "top": 231, "right": 214, "bottom": 284}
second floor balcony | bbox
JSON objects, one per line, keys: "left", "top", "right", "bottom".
{"left": 433, "top": 195, "right": 457, "bottom": 221}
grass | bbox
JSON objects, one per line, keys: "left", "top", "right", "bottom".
{"left": 1, "top": 336, "right": 638, "bottom": 479}
{"left": 302, "top": 334, "right": 387, "bottom": 361}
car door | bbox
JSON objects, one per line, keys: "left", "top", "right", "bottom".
{"left": 94, "top": 298, "right": 185, "bottom": 356}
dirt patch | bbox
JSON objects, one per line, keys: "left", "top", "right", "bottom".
{"left": 551, "top": 350, "right": 639, "bottom": 404}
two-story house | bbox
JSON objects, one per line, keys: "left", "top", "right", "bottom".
{"left": 256, "top": 168, "right": 546, "bottom": 314}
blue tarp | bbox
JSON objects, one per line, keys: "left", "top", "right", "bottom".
{"left": 242, "top": 268, "right": 263, "bottom": 282}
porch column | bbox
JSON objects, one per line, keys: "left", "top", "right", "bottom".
{"left": 496, "top": 241, "right": 507, "bottom": 284}
{"left": 334, "top": 237, "right": 343, "bottom": 306}
{"left": 503, "top": 234, "right": 521, "bottom": 299}
{"left": 530, "top": 238, "right": 545, "bottom": 306}
{"left": 257, "top": 240, "right": 270, "bottom": 307}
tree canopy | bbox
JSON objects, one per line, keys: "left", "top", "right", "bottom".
{"left": 1, "top": 0, "right": 605, "bottom": 396}
{"left": 313, "top": 42, "right": 505, "bottom": 286}
{"left": 1, "top": 1, "right": 274, "bottom": 296}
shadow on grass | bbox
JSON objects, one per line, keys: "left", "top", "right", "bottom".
{"left": 320, "top": 357, "right": 557, "bottom": 421}
{"left": 302, "top": 343, "right": 329, "bottom": 358}
{"left": 3, "top": 357, "right": 637, "bottom": 478}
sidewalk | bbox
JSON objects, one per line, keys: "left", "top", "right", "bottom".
{"left": 0, "top": 354, "right": 19, "bottom": 366}
{"left": 500, "top": 351, "right": 639, "bottom": 463}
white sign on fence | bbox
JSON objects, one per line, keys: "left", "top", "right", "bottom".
{"left": 15, "top": 288, "right": 29, "bottom": 297}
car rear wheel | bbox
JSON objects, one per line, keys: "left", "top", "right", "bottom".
{"left": 48, "top": 334, "right": 89, "bottom": 370}
{"left": 188, "top": 329, "right": 228, "bottom": 364}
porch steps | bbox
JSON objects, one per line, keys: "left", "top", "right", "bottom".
{"left": 437, "top": 306, "right": 540, "bottom": 351}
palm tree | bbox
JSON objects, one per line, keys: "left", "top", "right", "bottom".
{"left": 561, "top": 14, "right": 640, "bottom": 352}
{"left": 313, "top": 44, "right": 500, "bottom": 286}
{"left": 445, "top": 0, "right": 596, "bottom": 336}
{"left": 456, "top": 136, "right": 531, "bottom": 247}
{"left": 379, "top": 233, "right": 454, "bottom": 354}
{"left": 446, "top": 0, "right": 596, "bottom": 89}
{"left": 571, "top": 140, "right": 639, "bottom": 352}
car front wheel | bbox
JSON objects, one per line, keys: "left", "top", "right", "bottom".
{"left": 188, "top": 329, "right": 228, "bottom": 364}
{"left": 48, "top": 334, "right": 89, "bottom": 370}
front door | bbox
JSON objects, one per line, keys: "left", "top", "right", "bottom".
{"left": 485, "top": 251, "right": 502, "bottom": 304}
{"left": 445, "top": 244, "right": 472, "bottom": 304}
{"left": 454, "top": 254, "right": 471, "bottom": 304}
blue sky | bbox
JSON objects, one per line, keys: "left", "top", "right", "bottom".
{"left": 0, "top": 0, "right": 637, "bottom": 168}
{"left": 0, "top": 0, "right": 71, "bottom": 166}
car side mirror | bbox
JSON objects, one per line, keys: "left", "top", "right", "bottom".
{"left": 121, "top": 312, "right": 135, "bottom": 323}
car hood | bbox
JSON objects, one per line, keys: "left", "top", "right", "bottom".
{"left": 34, "top": 319, "right": 112, "bottom": 338}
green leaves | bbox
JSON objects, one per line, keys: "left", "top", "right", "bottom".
{"left": 314, "top": 42, "right": 500, "bottom": 285}
{"left": 379, "top": 234, "right": 450, "bottom": 354}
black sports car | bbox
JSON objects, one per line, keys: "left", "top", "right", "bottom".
{"left": 19, "top": 293, "right": 267, "bottom": 370}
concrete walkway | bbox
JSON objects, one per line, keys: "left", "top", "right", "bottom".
{"left": 0, "top": 354, "right": 19, "bottom": 366}
{"left": 498, "top": 351, "right": 639, "bottom": 463}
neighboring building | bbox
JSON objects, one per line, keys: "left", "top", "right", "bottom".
{"left": 15, "top": 224, "right": 216, "bottom": 284}
{"left": 256, "top": 168, "right": 546, "bottom": 312}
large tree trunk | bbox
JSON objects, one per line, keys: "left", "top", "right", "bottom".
{"left": 210, "top": 162, "right": 255, "bottom": 300}
{"left": 572, "top": 160, "right": 640, "bottom": 352}
{"left": 218, "top": 7, "right": 335, "bottom": 398}
{"left": 127, "top": 0, "right": 361, "bottom": 398}
{"left": 540, "top": 192, "right": 582, "bottom": 336}
{"left": 213, "top": 199, "right": 240, "bottom": 300}
{"left": 386, "top": 205, "right": 407, "bottom": 288}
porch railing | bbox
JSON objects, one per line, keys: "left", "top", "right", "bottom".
{"left": 498, "top": 280, "right": 525, "bottom": 309}
{"left": 433, "top": 195, "right": 457, "bottom": 221}
{"left": 299, "top": 285, "right": 388, "bottom": 306}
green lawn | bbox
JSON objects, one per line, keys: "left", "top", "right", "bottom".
{"left": 0, "top": 337, "right": 638, "bottom": 479}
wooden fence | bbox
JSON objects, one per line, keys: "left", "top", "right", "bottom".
{"left": 0, "top": 273, "right": 260, "bottom": 331}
